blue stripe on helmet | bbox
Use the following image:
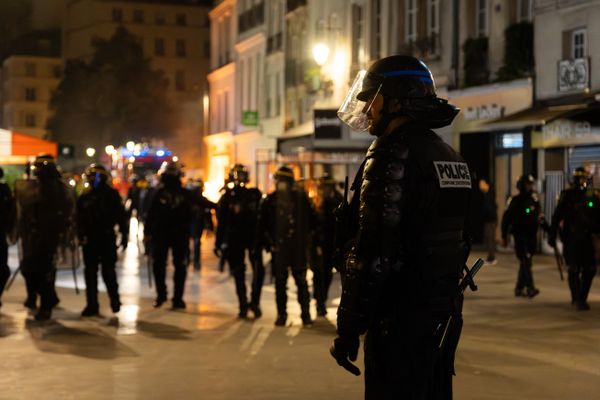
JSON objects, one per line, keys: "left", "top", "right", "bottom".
{"left": 381, "top": 70, "right": 432, "bottom": 78}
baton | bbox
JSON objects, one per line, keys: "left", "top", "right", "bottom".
{"left": 552, "top": 246, "right": 565, "bottom": 281}
{"left": 438, "top": 258, "right": 485, "bottom": 351}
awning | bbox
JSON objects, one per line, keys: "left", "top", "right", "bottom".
{"left": 0, "top": 129, "right": 57, "bottom": 164}
{"left": 483, "top": 103, "right": 590, "bottom": 131}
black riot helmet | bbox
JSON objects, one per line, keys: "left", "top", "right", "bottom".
{"left": 572, "top": 167, "right": 592, "bottom": 190}
{"left": 516, "top": 175, "right": 535, "bottom": 193}
{"left": 83, "top": 163, "right": 110, "bottom": 188}
{"left": 32, "top": 153, "right": 60, "bottom": 181}
{"left": 338, "top": 55, "right": 459, "bottom": 131}
{"left": 273, "top": 165, "right": 295, "bottom": 184}
{"left": 228, "top": 164, "right": 249, "bottom": 185}
{"left": 158, "top": 161, "right": 184, "bottom": 185}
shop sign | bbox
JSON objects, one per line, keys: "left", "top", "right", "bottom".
{"left": 463, "top": 104, "right": 505, "bottom": 121}
{"left": 313, "top": 109, "right": 342, "bottom": 139}
{"left": 241, "top": 111, "right": 259, "bottom": 126}
{"left": 558, "top": 58, "right": 589, "bottom": 92}
{"left": 536, "top": 119, "right": 600, "bottom": 147}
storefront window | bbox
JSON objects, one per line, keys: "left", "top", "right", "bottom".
{"left": 498, "top": 133, "right": 523, "bottom": 149}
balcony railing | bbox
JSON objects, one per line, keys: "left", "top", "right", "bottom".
{"left": 463, "top": 36, "right": 489, "bottom": 87}
{"left": 399, "top": 33, "right": 440, "bottom": 60}
{"left": 238, "top": 1, "right": 265, "bottom": 34}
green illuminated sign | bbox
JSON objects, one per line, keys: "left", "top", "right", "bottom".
{"left": 241, "top": 111, "right": 259, "bottom": 126}
{"left": 525, "top": 207, "right": 531, "bottom": 214}
{"left": 588, "top": 201, "right": 594, "bottom": 208}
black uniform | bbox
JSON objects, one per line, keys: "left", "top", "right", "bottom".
{"left": 313, "top": 185, "right": 343, "bottom": 316}
{"left": 144, "top": 178, "right": 192, "bottom": 307}
{"left": 77, "top": 183, "right": 128, "bottom": 313}
{"left": 0, "top": 181, "right": 15, "bottom": 307}
{"left": 549, "top": 187, "right": 600, "bottom": 309}
{"left": 256, "top": 186, "right": 315, "bottom": 324}
{"left": 501, "top": 190, "right": 541, "bottom": 297}
{"left": 190, "top": 188, "right": 216, "bottom": 270}
{"left": 18, "top": 178, "right": 74, "bottom": 318}
{"left": 216, "top": 185, "right": 262, "bottom": 316}
{"left": 336, "top": 123, "right": 471, "bottom": 398}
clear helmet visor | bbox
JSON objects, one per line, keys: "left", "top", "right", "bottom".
{"left": 337, "top": 70, "right": 382, "bottom": 132}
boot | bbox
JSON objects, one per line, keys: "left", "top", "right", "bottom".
{"left": 249, "top": 304, "right": 262, "bottom": 319}
{"left": 81, "top": 305, "right": 100, "bottom": 317}
{"left": 274, "top": 314, "right": 287, "bottom": 327}
{"left": 34, "top": 308, "right": 52, "bottom": 321}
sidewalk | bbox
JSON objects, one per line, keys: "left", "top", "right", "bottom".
{"left": 0, "top": 236, "right": 598, "bottom": 399}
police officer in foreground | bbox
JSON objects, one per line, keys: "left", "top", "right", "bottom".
{"left": 329, "top": 55, "right": 471, "bottom": 398}
{"left": 501, "top": 175, "right": 541, "bottom": 298}
{"left": 313, "top": 174, "right": 343, "bottom": 317}
{"left": 0, "top": 167, "right": 15, "bottom": 309}
{"left": 77, "top": 164, "right": 128, "bottom": 316}
{"left": 256, "top": 166, "right": 315, "bottom": 326}
{"left": 549, "top": 167, "right": 600, "bottom": 310}
{"left": 18, "top": 154, "right": 74, "bottom": 321}
{"left": 215, "top": 164, "right": 262, "bottom": 318}
{"left": 144, "top": 162, "right": 192, "bottom": 309}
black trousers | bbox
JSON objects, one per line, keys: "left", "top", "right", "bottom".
{"left": 227, "top": 243, "right": 248, "bottom": 311}
{"left": 250, "top": 248, "right": 265, "bottom": 307}
{"left": 191, "top": 227, "right": 205, "bottom": 269}
{"left": 273, "top": 256, "right": 310, "bottom": 318}
{"left": 513, "top": 235, "right": 536, "bottom": 292}
{"left": 152, "top": 234, "right": 188, "bottom": 301}
{"left": 567, "top": 264, "right": 597, "bottom": 304}
{"left": 364, "top": 317, "right": 459, "bottom": 400}
{"left": 21, "top": 246, "right": 58, "bottom": 311}
{"left": 0, "top": 237, "right": 9, "bottom": 302}
{"left": 313, "top": 247, "right": 334, "bottom": 310}
{"left": 82, "top": 238, "right": 119, "bottom": 308}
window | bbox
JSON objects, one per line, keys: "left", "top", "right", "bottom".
{"left": 352, "top": 4, "right": 365, "bottom": 67}
{"left": 155, "top": 38, "right": 165, "bottom": 56}
{"left": 52, "top": 65, "right": 61, "bottom": 78}
{"left": 405, "top": 0, "right": 418, "bottom": 43}
{"left": 25, "top": 88, "right": 37, "bottom": 101}
{"left": 25, "top": 113, "right": 37, "bottom": 127}
{"left": 518, "top": 0, "right": 533, "bottom": 22}
{"left": 175, "top": 70, "right": 185, "bottom": 91}
{"left": 371, "top": 0, "right": 382, "bottom": 58}
{"left": 476, "top": 0, "right": 488, "bottom": 37}
{"left": 155, "top": 13, "right": 165, "bottom": 25}
{"left": 275, "top": 71, "right": 281, "bottom": 116}
{"left": 112, "top": 8, "right": 123, "bottom": 22}
{"left": 572, "top": 29, "right": 586, "bottom": 59}
{"left": 176, "top": 13, "right": 187, "bottom": 26}
{"left": 176, "top": 39, "right": 186, "bottom": 57}
{"left": 133, "top": 10, "right": 144, "bottom": 23}
{"left": 25, "top": 62, "right": 36, "bottom": 77}
{"left": 427, "top": 0, "right": 439, "bottom": 37}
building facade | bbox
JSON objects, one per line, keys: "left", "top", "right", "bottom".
{"left": 62, "top": 0, "right": 212, "bottom": 170}
{"left": 1, "top": 55, "right": 63, "bottom": 138}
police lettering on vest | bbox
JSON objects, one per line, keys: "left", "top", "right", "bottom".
{"left": 433, "top": 161, "right": 472, "bottom": 189}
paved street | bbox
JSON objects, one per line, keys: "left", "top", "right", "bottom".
{"left": 1, "top": 227, "right": 599, "bottom": 399}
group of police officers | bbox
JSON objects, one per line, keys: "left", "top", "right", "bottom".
{"left": 0, "top": 54, "right": 598, "bottom": 398}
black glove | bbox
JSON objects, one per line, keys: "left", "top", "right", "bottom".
{"left": 213, "top": 246, "right": 222, "bottom": 257}
{"left": 548, "top": 236, "right": 556, "bottom": 248}
{"left": 330, "top": 335, "right": 361, "bottom": 376}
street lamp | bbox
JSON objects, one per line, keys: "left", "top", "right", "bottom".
{"left": 86, "top": 147, "right": 96, "bottom": 157}
{"left": 105, "top": 145, "right": 115, "bottom": 155}
{"left": 126, "top": 141, "right": 135, "bottom": 151}
{"left": 312, "top": 43, "right": 330, "bottom": 66}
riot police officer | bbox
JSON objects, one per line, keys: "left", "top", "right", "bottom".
{"left": 549, "top": 167, "right": 600, "bottom": 310}
{"left": 188, "top": 179, "right": 216, "bottom": 271}
{"left": 256, "top": 166, "right": 315, "bottom": 327}
{"left": 313, "top": 174, "right": 343, "bottom": 317}
{"left": 215, "top": 164, "right": 262, "bottom": 318}
{"left": 501, "top": 175, "right": 541, "bottom": 298}
{"left": 144, "top": 162, "right": 192, "bottom": 309}
{"left": 0, "top": 167, "right": 15, "bottom": 308}
{"left": 329, "top": 55, "right": 470, "bottom": 398}
{"left": 18, "top": 154, "right": 74, "bottom": 321}
{"left": 77, "top": 164, "right": 128, "bottom": 316}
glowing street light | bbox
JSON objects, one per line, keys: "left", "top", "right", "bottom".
{"left": 126, "top": 141, "right": 135, "bottom": 151}
{"left": 86, "top": 147, "right": 96, "bottom": 157}
{"left": 105, "top": 145, "right": 115, "bottom": 155}
{"left": 312, "top": 43, "right": 330, "bottom": 66}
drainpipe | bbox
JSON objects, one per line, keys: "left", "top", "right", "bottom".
{"left": 451, "top": 0, "right": 460, "bottom": 89}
